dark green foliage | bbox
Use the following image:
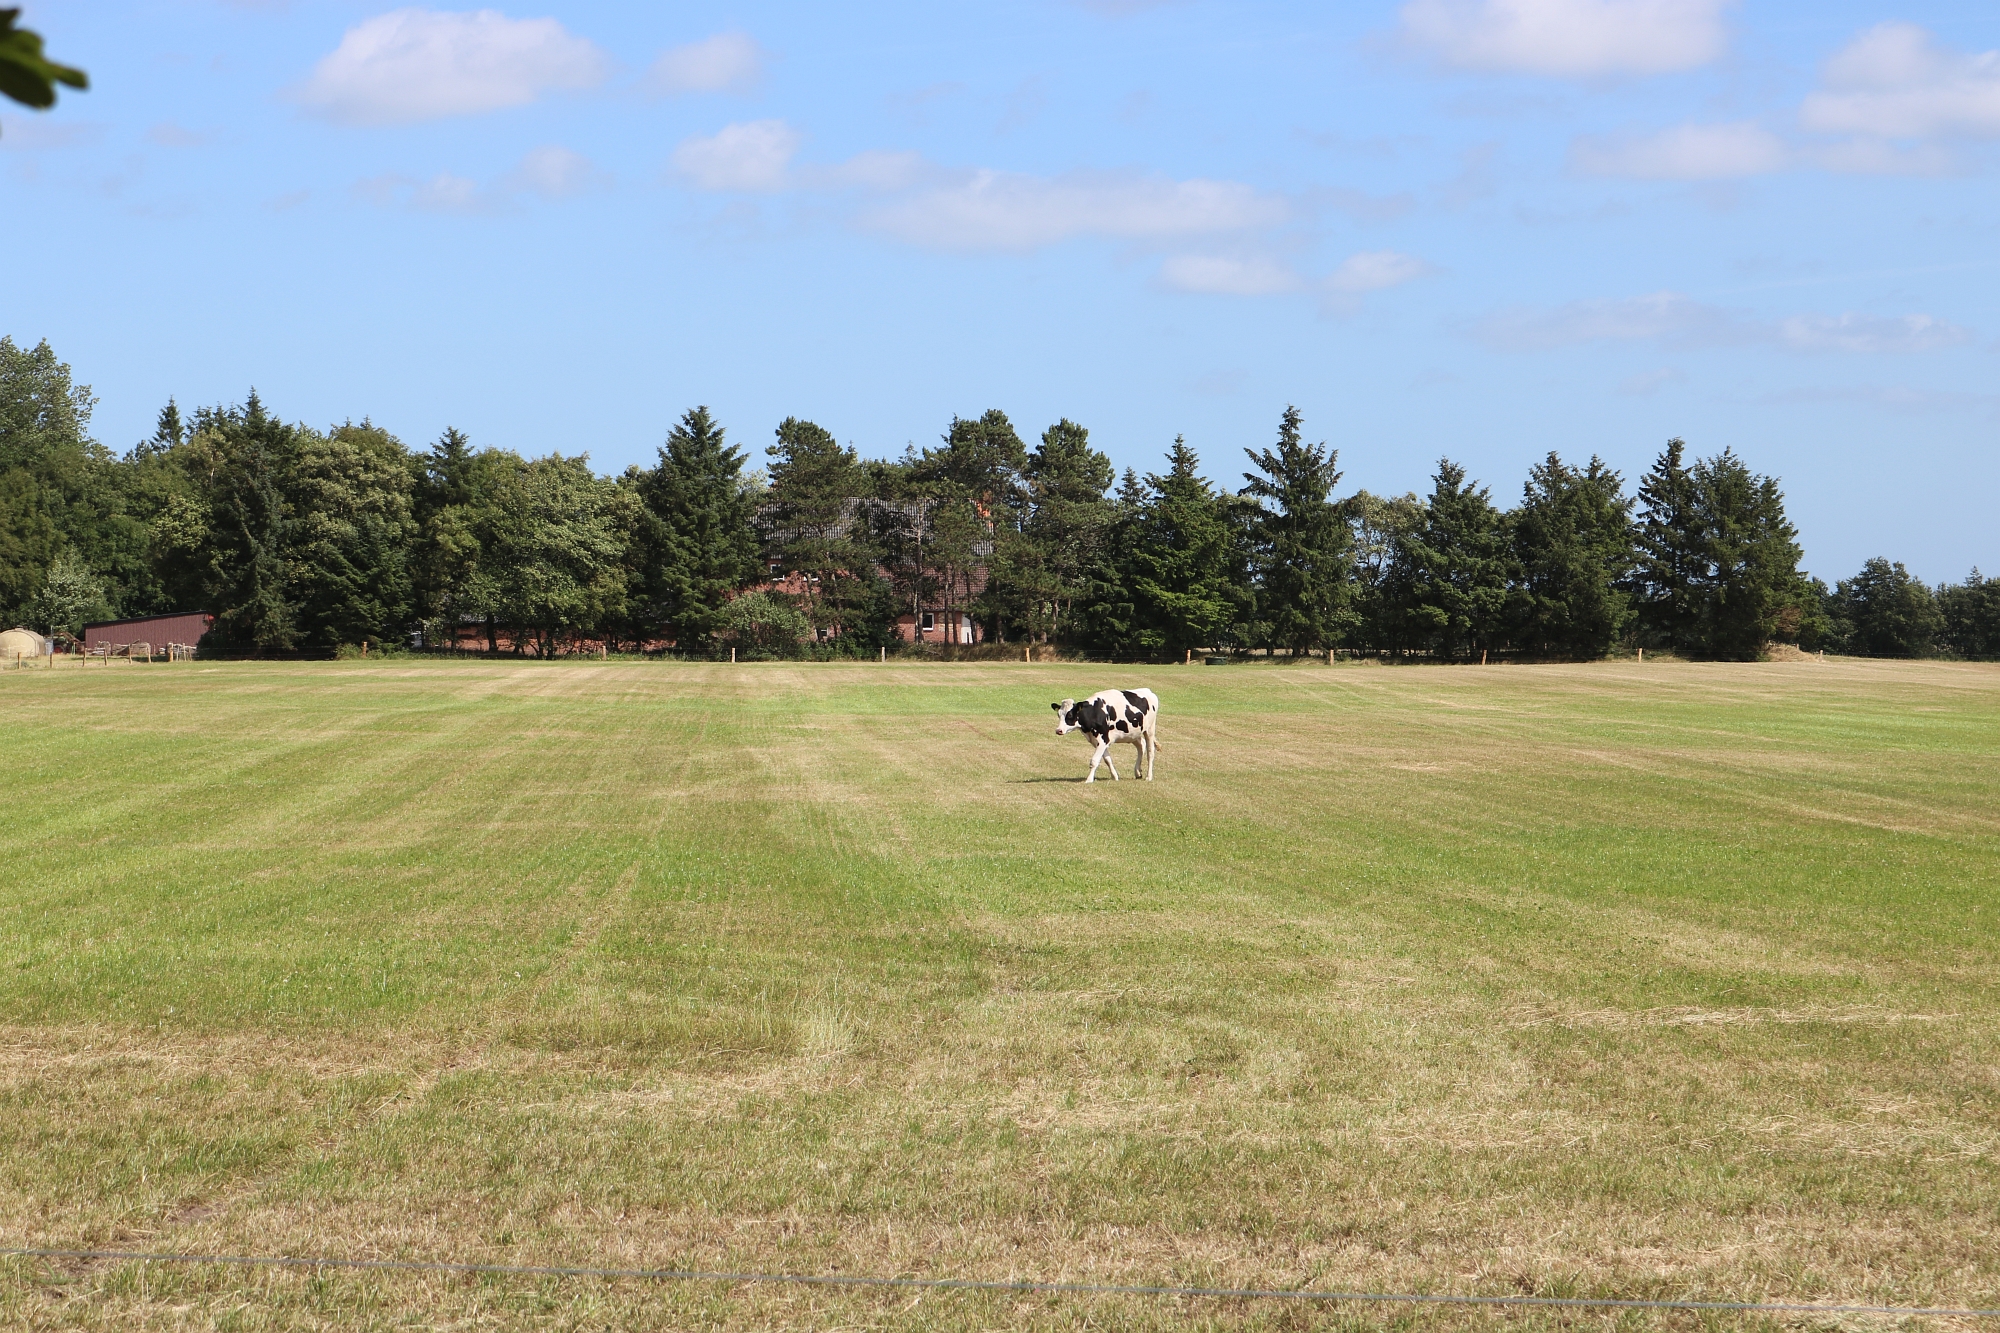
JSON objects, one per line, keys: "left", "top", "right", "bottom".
{"left": 1634, "top": 441, "right": 1810, "bottom": 659}
{"left": 988, "top": 419, "right": 1114, "bottom": 643}
{"left": 638, "top": 407, "right": 759, "bottom": 647}
{"left": 0, "top": 9, "right": 86, "bottom": 118}
{"left": 1119, "top": 437, "right": 1237, "bottom": 657}
{"left": 1390, "top": 460, "right": 1511, "bottom": 659}
{"left": 1686, "top": 449, "right": 1808, "bottom": 659}
{"left": 1824, "top": 558, "right": 1943, "bottom": 658}
{"left": 484, "top": 454, "right": 632, "bottom": 657}
{"left": 1938, "top": 571, "right": 2000, "bottom": 659}
{"left": 5, "top": 337, "right": 1986, "bottom": 667}
{"left": 178, "top": 393, "right": 300, "bottom": 651}
{"left": 767, "top": 417, "right": 875, "bottom": 644}
{"left": 911, "top": 409, "right": 1028, "bottom": 514}
{"left": 1241, "top": 406, "right": 1352, "bottom": 653}
{"left": 1508, "top": 453, "right": 1634, "bottom": 659}
{"left": 1634, "top": 438, "right": 1703, "bottom": 650}
{"left": 715, "top": 590, "right": 810, "bottom": 658}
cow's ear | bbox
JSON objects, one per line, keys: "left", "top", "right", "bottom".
{"left": 1051, "top": 701, "right": 1060, "bottom": 710}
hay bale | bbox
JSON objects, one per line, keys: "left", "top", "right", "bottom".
{"left": 1, "top": 627, "right": 49, "bottom": 660}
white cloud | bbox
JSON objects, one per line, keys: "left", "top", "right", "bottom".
{"left": 1478, "top": 292, "right": 1749, "bottom": 349}
{"left": 648, "top": 31, "right": 762, "bottom": 96}
{"left": 1327, "top": 249, "right": 1430, "bottom": 293}
{"left": 504, "top": 144, "right": 607, "bottom": 198}
{"left": 672, "top": 119, "right": 800, "bottom": 191}
{"left": 1400, "top": 0, "right": 1729, "bottom": 77}
{"left": 1779, "top": 313, "right": 1970, "bottom": 354}
{"left": 356, "top": 145, "right": 606, "bottom": 212}
{"left": 800, "top": 149, "right": 929, "bottom": 191}
{"left": 862, "top": 170, "right": 1287, "bottom": 250}
{"left": 296, "top": 9, "right": 608, "bottom": 127}
{"left": 1478, "top": 291, "right": 1971, "bottom": 353}
{"left": 1801, "top": 23, "right": 2000, "bottom": 140}
{"left": 1571, "top": 121, "right": 1788, "bottom": 179}
{"left": 0, "top": 116, "right": 103, "bottom": 149}
{"left": 1159, "top": 254, "right": 1300, "bottom": 295}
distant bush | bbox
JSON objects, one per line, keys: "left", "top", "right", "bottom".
{"left": 716, "top": 592, "right": 811, "bottom": 659}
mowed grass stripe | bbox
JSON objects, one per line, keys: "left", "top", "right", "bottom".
{"left": 1, "top": 657, "right": 1997, "bottom": 1329}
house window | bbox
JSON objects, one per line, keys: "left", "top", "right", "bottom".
{"left": 920, "top": 612, "right": 935, "bottom": 631}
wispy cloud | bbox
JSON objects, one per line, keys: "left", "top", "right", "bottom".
{"left": 296, "top": 9, "right": 608, "bottom": 127}
{"left": 146, "top": 123, "right": 213, "bottom": 149}
{"left": 859, "top": 170, "right": 1287, "bottom": 251}
{"left": 672, "top": 119, "right": 800, "bottom": 192}
{"left": 1158, "top": 248, "right": 1431, "bottom": 306}
{"left": 1778, "top": 313, "right": 1970, "bottom": 354}
{"left": 1400, "top": 0, "right": 1730, "bottom": 77}
{"left": 1158, "top": 254, "right": 1300, "bottom": 295}
{"left": 356, "top": 145, "right": 608, "bottom": 213}
{"left": 1477, "top": 291, "right": 1971, "bottom": 353}
{"left": 0, "top": 116, "right": 104, "bottom": 149}
{"left": 1571, "top": 121, "right": 1787, "bottom": 179}
{"left": 648, "top": 31, "right": 762, "bottom": 96}
{"left": 1327, "top": 250, "right": 1430, "bottom": 293}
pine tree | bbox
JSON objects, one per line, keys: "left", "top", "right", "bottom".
{"left": 767, "top": 416, "right": 870, "bottom": 642}
{"left": 999, "top": 418, "right": 1113, "bottom": 642}
{"left": 1508, "top": 452, "right": 1634, "bottom": 658}
{"left": 1634, "top": 438, "right": 1701, "bottom": 649}
{"left": 1127, "top": 437, "right": 1234, "bottom": 657}
{"left": 1827, "top": 558, "right": 1942, "bottom": 658}
{"left": 641, "top": 406, "right": 759, "bottom": 646}
{"left": 1241, "top": 405, "right": 1352, "bottom": 653}
{"left": 1689, "top": 448, "right": 1805, "bottom": 659}
{"left": 1938, "top": 570, "right": 2000, "bottom": 659}
{"left": 195, "top": 390, "right": 299, "bottom": 652}
{"left": 1396, "top": 459, "right": 1510, "bottom": 659}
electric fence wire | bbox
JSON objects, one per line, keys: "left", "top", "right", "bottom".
{"left": 5, "top": 1247, "right": 1999, "bottom": 1319}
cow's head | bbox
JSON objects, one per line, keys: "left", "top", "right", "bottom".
{"left": 1051, "top": 699, "right": 1079, "bottom": 735}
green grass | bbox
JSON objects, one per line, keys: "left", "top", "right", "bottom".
{"left": 1, "top": 656, "right": 1997, "bottom": 1330}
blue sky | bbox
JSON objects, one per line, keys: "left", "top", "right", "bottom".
{"left": 6, "top": 0, "right": 1997, "bottom": 582}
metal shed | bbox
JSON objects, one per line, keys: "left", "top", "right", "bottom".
{"left": 81, "top": 612, "right": 214, "bottom": 656}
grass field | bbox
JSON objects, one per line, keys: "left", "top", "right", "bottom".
{"left": 2, "top": 656, "right": 1997, "bottom": 1331}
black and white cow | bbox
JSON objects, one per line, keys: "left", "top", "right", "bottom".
{"left": 1052, "top": 688, "right": 1161, "bottom": 782}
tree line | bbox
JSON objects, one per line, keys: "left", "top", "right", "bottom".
{"left": 3, "top": 336, "right": 1994, "bottom": 661}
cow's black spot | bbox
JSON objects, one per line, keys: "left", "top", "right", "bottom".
{"left": 1121, "top": 689, "right": 1150, "bottom": 714}
{"left": 1125, "top": 708, "right": 1141, "bottom": 726}
{"left": 1116, "top": 721, "right": 1129, "bottom": 732}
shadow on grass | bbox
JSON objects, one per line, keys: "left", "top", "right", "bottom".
{"left": 1010, "top": 776, "right": 1089, "bottom": 784}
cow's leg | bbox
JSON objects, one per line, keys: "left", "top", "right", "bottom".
{"left": 1086, "top": 738, "right": 1107, "bottom": 782}
{"left": 1144, "top": 731, "right": 1156, "bottom": 779}
{"left": 1103, "top": 743, "right": 1120, "bottom": 780}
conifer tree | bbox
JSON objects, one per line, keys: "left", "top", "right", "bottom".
{"left": 767, "top": 416, "right": 872, "bottom": 642}
{"left": 1241, "top": 405, "right": 1352, "bottom": 653}
{"left": 641, "top": 406, "right": 758, "bottom": 646}
{"left": 1688, "top": 448, "right": 1806, "bottom": 659}
{"left": 1938, "top": 570, "right": 2000, "bottom": 659}
{"left": 995, "top": 418, "right": 1113, "bottom": 642}
{"left": 1827, "top": 557, "right": 1943, "bottom": 658}
{"left": 1634, "top": 438, "right": 1703, "bottom": 649}
{"left": 1127, "top": 437, "right": 1234, "bottom": 656}
{"left": 1395, "top": 459, "right": 1510, "bottom": 659}
{"left": 1508, "top": 452, "right": 1634, "bottom": 658}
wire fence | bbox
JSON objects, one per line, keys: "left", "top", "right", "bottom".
{"left": 5, "top": 1247, "right": 1997, "bottom": 1319}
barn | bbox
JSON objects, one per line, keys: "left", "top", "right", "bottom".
{"left": 81, "top": 612, "right": 215, "bottom": 655}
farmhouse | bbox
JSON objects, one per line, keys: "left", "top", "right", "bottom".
{"left": 81, "top": 612, "right": 214, "bottom": 655}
